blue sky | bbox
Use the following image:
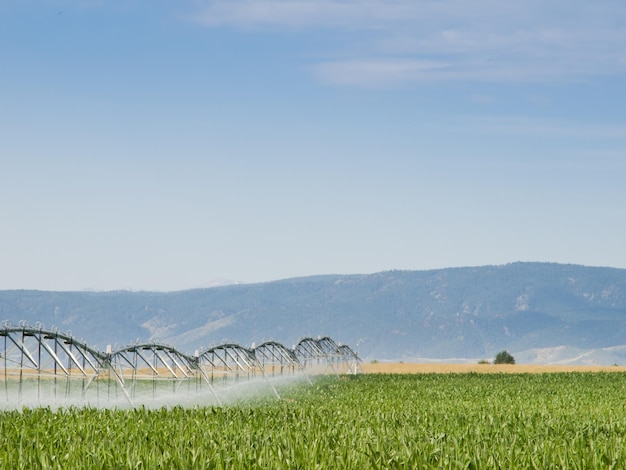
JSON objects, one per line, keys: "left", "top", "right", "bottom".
{"left": 1, "top": 0, "right": 626, "bottom": 291}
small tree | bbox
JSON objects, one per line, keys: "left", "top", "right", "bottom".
{"left": 494, "top": 350, "right": 515, "bottom": 364}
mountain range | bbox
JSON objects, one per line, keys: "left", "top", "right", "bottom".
{"left": 1, "top": 262, "right": 626, "bottom": 364}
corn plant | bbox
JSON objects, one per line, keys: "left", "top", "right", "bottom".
{"left": 1, "top": 373, "right": 626, "bottom": 468}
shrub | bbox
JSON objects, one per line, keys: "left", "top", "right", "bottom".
{"left": 494, "top": 350, "right": 515, "bottom": 364}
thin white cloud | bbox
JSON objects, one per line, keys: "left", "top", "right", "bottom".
{"left": 192, "top": 0, "right": 566, "bottom": 30}
{"left": 469, "top": 116, "right": 626, "bottom": 140}
{"left": 313, "top": 58, "right": 449, "bottom": 87}
{"left": 313, "top": 56, "right": 600, "bottom": 86}
{"left": 193, "top": 0, "right": 435, "bottom": 29}
{"left": 191, "top": 0, "right": 626, "bottom": 85}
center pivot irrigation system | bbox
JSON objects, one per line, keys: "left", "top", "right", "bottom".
{"left": 0, "top": 322, "right": 360, "bottom": 408}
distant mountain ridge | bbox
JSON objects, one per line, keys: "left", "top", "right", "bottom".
{"left": 1, "top": 262, "right": 626, "bottom": 364}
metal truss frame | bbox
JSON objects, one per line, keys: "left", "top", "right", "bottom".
{"left": 0, "top": 322, "right": 361, "bottom": 407}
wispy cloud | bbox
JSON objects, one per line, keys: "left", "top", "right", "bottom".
{"left": 191, "top": 0, "right": 626, "bottom": 86}
{"left": 469, "top": 116, "right": 626, "bottom": 140}
{"left": 192, "top": 0, "right": 431, "bottom": 29}
{"left": 313, "top": 58, "right": 450, "bottom": 87}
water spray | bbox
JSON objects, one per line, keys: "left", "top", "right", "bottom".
{"left": 0, "top": 322, "right": 360, "bottom": 410}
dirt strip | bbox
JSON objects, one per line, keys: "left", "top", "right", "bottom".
{"left": 360, "top": 363, "right": 626, "bottom": 374}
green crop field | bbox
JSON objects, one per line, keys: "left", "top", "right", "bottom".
{"left": 2, "top": 373, "right": 626, "bottom": 469}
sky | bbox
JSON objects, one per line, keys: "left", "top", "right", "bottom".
{"left": 1, "top": 0, "right": 626, "bottom": 291}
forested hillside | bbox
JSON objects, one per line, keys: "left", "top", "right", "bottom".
{"left": 2, "top": 263, "right": 625, "bottom": 362}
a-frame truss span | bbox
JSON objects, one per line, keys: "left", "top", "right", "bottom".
{"left": 0, "top": 322, "right": 361, "bottom": 407}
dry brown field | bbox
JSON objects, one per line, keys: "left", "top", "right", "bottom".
{"left": 360, "top": 362, "right": 626, "bottom": 374}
